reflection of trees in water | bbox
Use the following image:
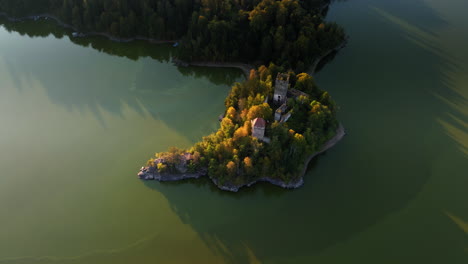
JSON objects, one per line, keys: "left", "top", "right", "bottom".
{"left": 314, "top": 49, "right": 339, "bottom": 73}
{"left": 143, "top": 178, "right": 292, "bottom": 264}
{"left": 141, "top": 153, "right": 416, "bottom": 264}
{"left": 0, "top": 18, "right": 243, "bottom": 140}
{"left": 0, "top": 18, "right": 242, "bottom": 85}
{"left": 0, "top": 17, "right": 66, "bottom": 39}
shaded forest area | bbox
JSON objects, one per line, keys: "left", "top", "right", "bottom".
{"left": 0, "top": 0, "right": 345, "bottom": 71}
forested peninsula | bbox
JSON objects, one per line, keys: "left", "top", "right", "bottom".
{"left": 0, "top": 0, "right": 347, "bottom": 191}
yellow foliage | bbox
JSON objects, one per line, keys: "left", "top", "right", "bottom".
{"left": 249, "top": 69, "right": 257, "bottom": 80}
{"left": 234, "top": 126, "right": 249, "bottom": 139}
{"left": 157, "top": 163, "right": 167, "bottom": 173}
{"left": 227, "top": 107, "right": 237, "bottom": 119}
{"left": 240, "top": 108, "right": 249, "bottom": 121}
{"left": 258, "top": 65, "right": 268, "bottom": 80}
{"left": 310, "top": 100, "right": 323, "bottom": 113}
{"left": 226, "top": 161, "right": 236, "bottom": 175}
{"left": 234, "top": 121, "right": 251, "bottom": 140}
{"left": 243, "top": 157, "right": 253, "bottom": 168}
{"left": 294, "top": 133, "right": 305, "bottom": 142}
{"left": 246, "top": 103, "right": 272, "bottom": 121}
{"left": 226, "top": 161, "right": 236, "bottom": 169}
{"left": 147, "top": 159, "right": 155, "bottom": 166}
{"left": 297, "top": 72, "right": 312, "bottom": 81}
{"left": 247, "top": 105, "right": 263, "bottom": 120}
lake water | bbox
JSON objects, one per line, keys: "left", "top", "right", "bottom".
{"left": 0, "top": 0, "right": 467, "bottom": 263}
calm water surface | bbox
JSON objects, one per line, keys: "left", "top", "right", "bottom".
{"left": 0, "top": 0, "right": 467, "bottom": 263}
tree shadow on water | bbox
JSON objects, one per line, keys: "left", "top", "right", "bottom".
{"left": 0, "top": 18, "right": 243, "bottom": 138}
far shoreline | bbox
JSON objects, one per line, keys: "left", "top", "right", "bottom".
{"left": 0, "top": 12, "right": 175, "bottom": 44}
{"left": 0, "top": 11, "right": 347, "bottom": 77}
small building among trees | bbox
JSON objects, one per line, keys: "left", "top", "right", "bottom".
{"left": 251, "top": 117, "right": 266, "bottom": 141}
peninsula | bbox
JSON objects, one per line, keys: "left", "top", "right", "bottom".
{"left": 138, "top": 66, "right": 345, "bottom": 191}
{"left": 0, "top": 0, "right": 347, "bottom": 191}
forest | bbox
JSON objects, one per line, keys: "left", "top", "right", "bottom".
{"left": 149, "top": 64, "right": 338, "bottom": 186}
{"left": 0, "top": 0, "right": 346, "bottom": 71}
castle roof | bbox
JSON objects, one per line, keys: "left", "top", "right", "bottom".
{"left": 252, "top": 118, "right": 266, "bottom": 128}
{"left": 288, "top": 88, "right": 309, "bottom": 98}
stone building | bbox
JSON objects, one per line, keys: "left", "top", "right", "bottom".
{"left": 275, "top": 103, "right": 292, "bottom": 123}
{"left": 288, "top": 88, "right": 309, "bottom": 99}
{"left": 251, "top": 117, "right": 266, "bottom": 140}
{"left": 275, "top": 103, "right": 288, "bottom": 121}
{"left": 274, "top": 73, "right": 289, "bottom": 104}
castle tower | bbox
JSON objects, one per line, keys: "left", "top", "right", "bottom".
{"left": 274, "top": 73, "right": 289, "bottom": 104}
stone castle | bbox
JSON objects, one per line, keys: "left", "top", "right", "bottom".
{"left": 250, "top": 72, "right": 302, "bottom": 142}
{"left": 273, "top": 73, "right": 289, "bottom": 104}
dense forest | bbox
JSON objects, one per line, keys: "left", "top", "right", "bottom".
{"left": 148, "top": 64, "right": 338, "bottom": 187}
{"left": 0, "top": 0, "right": 345, "bottom": 71}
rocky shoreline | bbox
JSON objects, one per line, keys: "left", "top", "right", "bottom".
{"left": 138, "top": 168, "right": 202, "bottom": 182}
{"left": 209, "top": 176, "right": 304, "bottom": 192}
{"left": 138, "top": 124, "right": 345, "bottom": 192}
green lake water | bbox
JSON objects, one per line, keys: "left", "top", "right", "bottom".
{"left": 0, "top": 0, "right": 467, "bottom": 263}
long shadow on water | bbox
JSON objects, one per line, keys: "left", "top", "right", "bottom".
{"left": 0, "top": 17, "right": 243, "bottom": 141}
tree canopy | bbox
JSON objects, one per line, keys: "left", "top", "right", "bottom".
{"left": 0, "top": 0, "right": 346, "bottom": 71}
